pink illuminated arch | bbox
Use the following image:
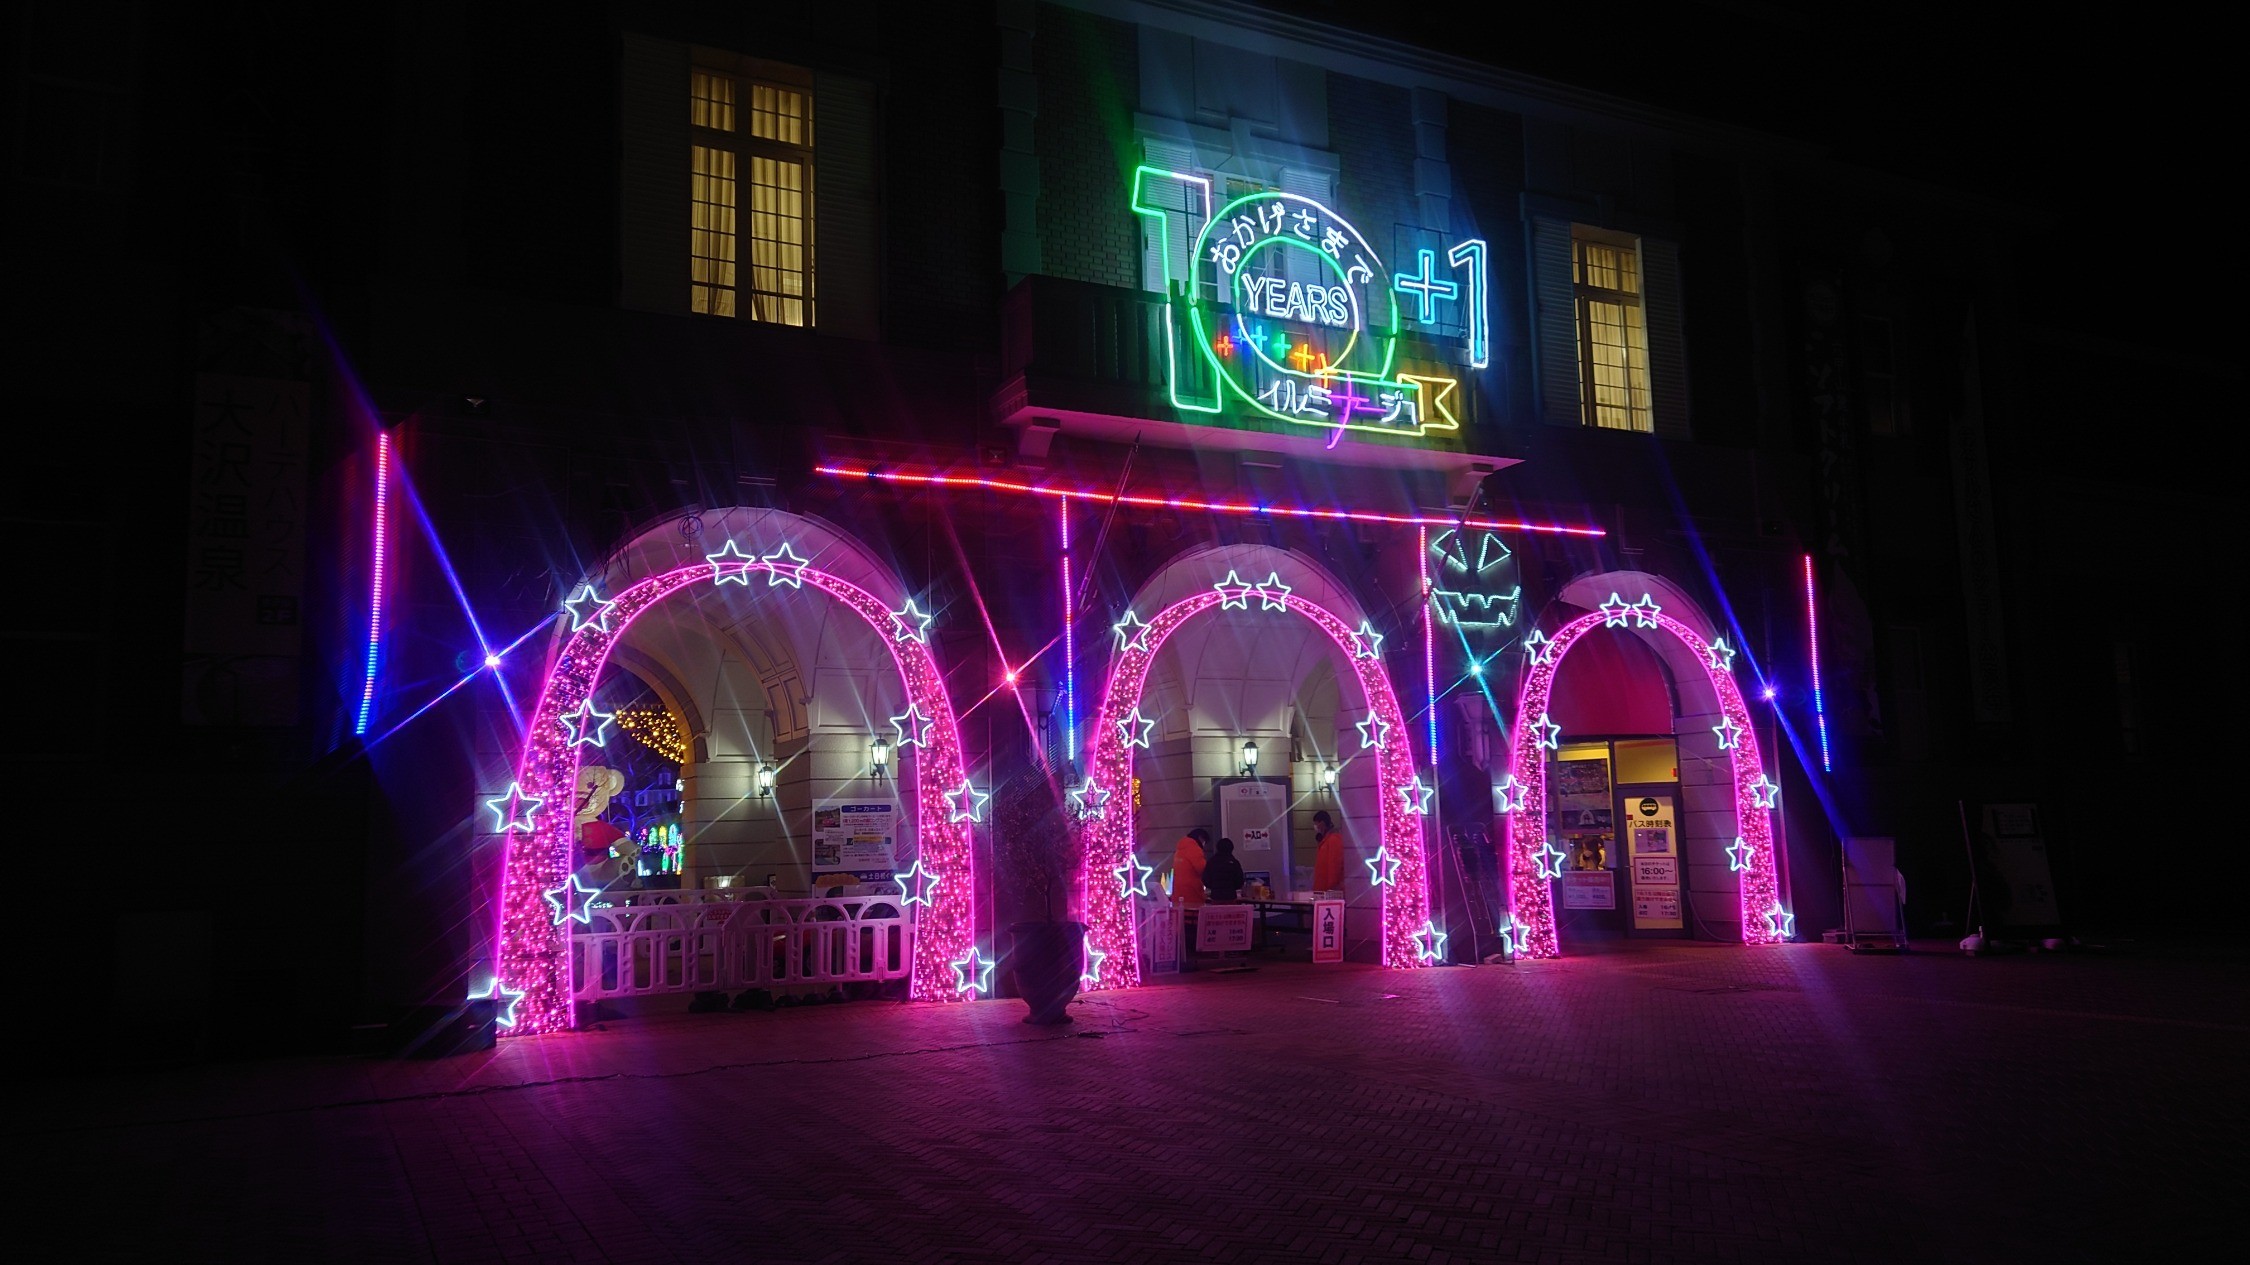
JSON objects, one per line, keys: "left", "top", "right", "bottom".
{"left": 1505, "top": 605, "right": 1785, "bottom": 958}
{"left": 492, "top": 554, "right": 976, "bottom": 1036}
{"left": 1078, "top": 585, "right": 1432, "bottom": 990}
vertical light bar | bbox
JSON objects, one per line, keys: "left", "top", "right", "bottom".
{"left": 1060, "top": 501, "right": 1077, "bottom": 764}
{"left": 1803, "top": 553, "right": 1830, "bottom": 772}
{"left": 353, "top": 431, "right": 391, "bottom": 736}
{"left": 1420, "top": 525, "right": 1438, "bottom": 762}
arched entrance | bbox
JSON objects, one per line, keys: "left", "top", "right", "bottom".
{"left": 1503, "top": 581, "right": 1786, "bottom": 959}
{"left": 486, "top": 510, "right": 977, "bottom": 1035}
{"left": 1078, "top": 548, "right": 1435, "bottom": 990}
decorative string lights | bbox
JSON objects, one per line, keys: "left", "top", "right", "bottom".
{"left": 492, "top": 543, "right": 978, "bottom": 1035}
{"left": 613, "top": 706, "right": 689, "bottom": 763}
{"left": 1078, "top": 584, "right": 1431, "bottom": 991}
{"left": 1503, "top": 602, "right": 1787, "bottom": 957}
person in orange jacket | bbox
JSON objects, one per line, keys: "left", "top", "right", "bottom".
{"left": 1169, "top": 828, "right": 1210, "bottom": 908}
{"left": 1311, "top": 810, "right": 1345, "bottom": 894}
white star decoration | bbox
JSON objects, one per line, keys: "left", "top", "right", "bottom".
{"left": 484, "top": 782, "right": 542, "bottom": 833}
{"left": 950, "top": 947, "right": 995, "bottom": 997}
{"left": 943, "top": 779, "right": 990, "bottom": 823}
{"left": 1213, "top": 570, "right": 1257, "bottom": 610}
{"left": 1713, "top": 715, "right": 1745, "bottom": 751}
{"left": 1522, "top": 629, "right": 1554, "bottom": 666}
{"left": 1116, "top": 705, "right": 1156, "bottom": 749}
{"left": 1399, "top": 774, "right": 1434, "bottom": 815}
{"left": 1356, "top": 713, "right": 1391, "bottom": 752}
{"left": 1725, "top": 837, "right": 1754, "bottom": 873}
{"left": 1494, "top": 776, "right": 1529, "bottom": 813}
{"left": 1748, "top": 773, "right": 1782, "bottom": 810}
{"left": 1254, "top": 571, "right": 1292, "bottom": 611}
{"left": 895, "top": 857, "right": 941, "bottom": 908}
{"left": 1067, "top": 778, "right": 1112, "bottom": 820}
{"left": 1534, "top": 840, "right": 1569, "bottom": 880}
{"left": 1706, "top": 637, "right": 1737, "bottom": 673}
{"left": 1598, "top": 592, "right": 1632, "bottom": 628}
{"left": 889, "top": 598, "right": 934, "bottom": 644}
{"left": 1413, "top": 920, "right": 1448, "bottom": 963}
{"left": 561, "top": 700, "right": 615, "bottom": 748}
{"left": 1529, "top": 712, "right": 1563, "bottom": 751}
{"left": 544, "top": 873, "right": 602, "bottom": 926}
{"left": 706, "top": 539, "right": 756, "bottom": 585}
{"left": 1080, "top": 934, "right": 1107, "bottom": 987}
{"left": 562, "top": 584, "right": 618, "bottom": 634}
{"left": 1497, "top": 921, "right": 1520, "bottom": 958}
{"left": 1764, "top": 904, "right": 1796, "bottom": 938}
{"left": 1629, "top": 595, "right": 1663, "bottom": 628}
{"left": 1115, "top": 851, "right": 1155, "bottom": 899}
{"left": 1111, "top": 610, "right": 1153, "bottom": 654}
{"left": 760, "top": 542, "right": 810, "bottom": 588}
{"left": 469, "top": 979, "right": 525, "bottom": 1028}
{"left": 890, "top": 704, "right": 935, "bottom": 750}
{"left": 1352, "top": 619, "right": 1385, "bottom": 660}
{"left": 1365, "top": 845, "right": 1403, "bottom": 887}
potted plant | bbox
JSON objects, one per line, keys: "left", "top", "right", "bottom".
{"left": 996, "top": 764, "right": 1084, "bottom": 1025}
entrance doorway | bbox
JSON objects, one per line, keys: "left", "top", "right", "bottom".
{"left": 1548, "top": 737, "right": 1687, "bottom": 942}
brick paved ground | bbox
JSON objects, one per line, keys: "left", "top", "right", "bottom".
{"left": 16, "top": 942, "right": 2242, "bottom": 1263}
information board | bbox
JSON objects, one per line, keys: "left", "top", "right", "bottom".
{"left": 812, "top": 802, "right": 897, "bottom": 880}
{"left": 1561, "top": 870, "right": 1616, "bottom": 909}
{"left": 1625, "top": 794, "right": 1683, "bottom": 929}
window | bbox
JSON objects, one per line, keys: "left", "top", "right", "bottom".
{"left": 1572, "top": 233, "right": 1653, "bottom": 432}
{"left": 689, "top": 65, "right": 813, "bottom": 325}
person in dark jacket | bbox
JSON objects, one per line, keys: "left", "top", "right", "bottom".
{"left": 1205, "top": 837, "right": 1246, "bottom": 903}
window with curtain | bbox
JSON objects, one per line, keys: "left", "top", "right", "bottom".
{"left": 1573, "top": 233, "right": 1652, "bottom": 432}
{"left": 690, "top": 66, "right": 813, "bottom": 326}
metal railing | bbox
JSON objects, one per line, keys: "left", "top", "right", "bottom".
{"left": 567, "top": 893, "right": 913, "bottom": 1002}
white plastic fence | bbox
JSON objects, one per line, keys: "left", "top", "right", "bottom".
{"left": 568, "top": 892, "right": 913, "bottom": 1002}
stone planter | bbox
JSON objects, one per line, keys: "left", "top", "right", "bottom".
{"left": 1008, "top": 920, "right": 1086, "bottom": 1025}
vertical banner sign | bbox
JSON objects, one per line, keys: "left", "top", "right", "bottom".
{"left": 1218, "top": 778, "right": 1289, "bottom": 891}
{"left": 1626, "top": 795, "right": 1683, "bottom": 930}
{"left": 1313, "top": 898, "right": 1345, "bottom": 963}
{"left": 183, "top": 375, "right": 309, "bottom": 726}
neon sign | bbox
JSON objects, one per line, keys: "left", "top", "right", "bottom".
{"left": 1131, "top": 168, "right": 1487, "bottom": 444}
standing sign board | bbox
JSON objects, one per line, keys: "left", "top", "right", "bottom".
{"left": 1979, "top": 803, "right": 2060, "bottom": 927}
{"left": 1626, "top": 795, "right": 1683, "bottom": 929}
{"left": 1218, "top": 777, "right": 1290, "bottom": 893}
{"left": 1194, "top": 904, "right": 1255, "bottom": 953}
{"left": 1139, "top": 898, "right": 1182, "bottom": 974}
{"left": 1312, "top": 899, "right": 1345, "bottom": 962}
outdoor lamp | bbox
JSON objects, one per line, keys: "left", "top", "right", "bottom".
{"left": 1241, "top": 739, "right": 1260, "bottom": 775}
{"left": 756, "top": 761, "right": 777, "bottom": 798}
{"left": 1320, "top": 762, "right": 1339, "bottom": 797}
{"left": 870, "top": 734, "right": 891, "bottom": 780}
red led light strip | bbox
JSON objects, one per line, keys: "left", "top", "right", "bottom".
{"left": 814, "top": 465, "right": 1603, "bottom": 537}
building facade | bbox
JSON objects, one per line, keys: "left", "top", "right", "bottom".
{"left": 15, "top": 1, "right": 2229, "bottom": 1054}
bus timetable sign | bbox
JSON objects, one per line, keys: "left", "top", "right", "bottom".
{"left": 1132, "top": 166, "right": 1488, "bottom": 446}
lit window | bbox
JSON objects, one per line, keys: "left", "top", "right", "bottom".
{"left": 690, "top": 67, "right": 812, "bottom": 325}
{"left": 1573, "top": 234, "right": 1652, "bottom": 432}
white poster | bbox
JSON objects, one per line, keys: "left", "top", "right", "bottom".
{"left": 1312, "top": 899, "right": 1345, "bottom": 962}
{"left": 1219, "top": 778, "right": 1289, "bottom": 882}
{"left": 1195, "top": 904, "right": 1254, "bottom": 953}
{"left": 1625, "top": 795, "right": 1683, "bottom": 929}
{"left": 812, "top": 802, "right": 897, "bottom": 877}
{"left": 1561, "top": 870, "right": 1616, "bottom": 910}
